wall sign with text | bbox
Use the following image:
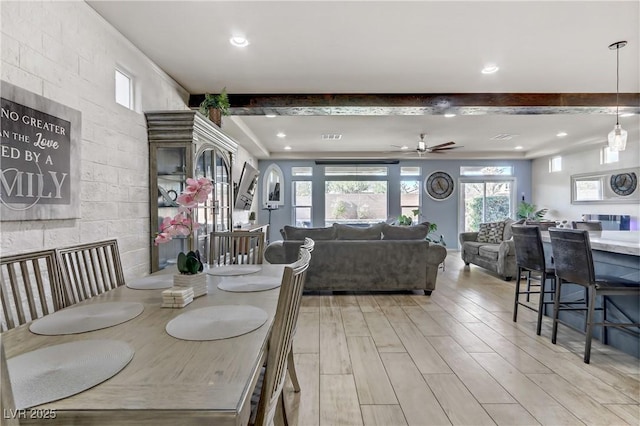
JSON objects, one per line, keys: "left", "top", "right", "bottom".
{"left": 1, "top": 81, "right": 81, "bottom": 220}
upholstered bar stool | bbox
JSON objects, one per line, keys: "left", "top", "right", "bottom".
{"left": 548, "top": 228, "right": 640, "bottom": 363}
{"left": 511, "top": 225, "right": 556, "bottom": 335}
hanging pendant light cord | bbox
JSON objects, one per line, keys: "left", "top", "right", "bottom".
{"left": 616, "top": 45, "right": 620, "bottom": 126}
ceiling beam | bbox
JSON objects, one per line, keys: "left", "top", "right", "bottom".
{"left": 188, "top": 93, "right": 640, "bottom": 116}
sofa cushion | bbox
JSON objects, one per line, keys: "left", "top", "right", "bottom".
{"left": 282, "top": 225, "right": 336, "bottom": 240}
{"left": 382, "top": 224, "right": 429, "bottom": 240}
{"left": 334, "top": 223, "right": 383, "bottom": 240}
{"left": 462, "top": 241, "right": 484, "bottom": 255}
{"left": 477, "top": 221, "right": 505, "bottom": 243}
{"left": 478, "top": 244, "right": 500, "bottom": 261}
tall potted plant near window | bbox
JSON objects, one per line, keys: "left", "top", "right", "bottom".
{"left": 199, "top": 88, "right": 230, "bottom": 127}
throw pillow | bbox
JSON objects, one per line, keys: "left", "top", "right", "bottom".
{"left": 282, "top": 225, "right": 336, "bottom": 241}
{"left": 477, "top": 221, "right": 505, "bottom": 243}
{"left": 333, "top": 223, "right": 383, "bottom": 240}
{"left": 382, "top": 224, "right": 430, "bottom": 240}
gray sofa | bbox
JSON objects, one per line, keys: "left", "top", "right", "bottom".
{"left": 264, "top": 223, "right": 447, "bottom": 295}
{"left": 459, "top": 218, "right": 517, "bottom": 281}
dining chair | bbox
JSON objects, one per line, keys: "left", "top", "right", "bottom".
{"left": 286, "top": 237, "right": 315, "bottom": 393}
{"left": 548, "top": 228, "right": 639, "bottom": 363}
{"left": 209, "top": 231, "right": 265, "bottom": 266}
{"left": 55, "top": 239, "right": 125, "bottom": 305}
{"left": 0, "top": 249, "right": 65, "bottom": 331}
{"left": 1, "top": 339, "right": 19, "bottom": 425}
{"left": 253, "top": 247, "right": 311, "bottom": 426}
{"left": 571, "top": 221, "right": 603, "bottom": 231}
{"left": 511, "top": 225, "right": 556, "bottom": 335}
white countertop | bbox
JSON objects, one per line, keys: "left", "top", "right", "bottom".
{"left": 541, "top": 230, "right": 640, "bottom": 257}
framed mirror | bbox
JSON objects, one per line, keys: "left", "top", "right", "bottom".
{"left": 571, "top": 167, "right": 639, "bottom": 204}
{"left": 263, "top": 164, "right": 284, "bottom": 207}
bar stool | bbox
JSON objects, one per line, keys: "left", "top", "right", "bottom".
{"left": 511, "top": 225, "right": 556, "bottom": 335}
{"left": 548, "top": 228, "right": 640, "bottom": 363}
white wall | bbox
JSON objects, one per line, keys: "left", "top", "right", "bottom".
{"left": 532, "top": 141, "right": 640, "bottom": 228}
{"left": 0, "top": 1, "right": 256, "bottom": 278}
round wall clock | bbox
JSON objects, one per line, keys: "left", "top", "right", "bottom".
{"left": 610, "top": 171, "right": 637, "bottom": 196}
{"left": 425, "top": 171, "right": 454, "bottom": 200}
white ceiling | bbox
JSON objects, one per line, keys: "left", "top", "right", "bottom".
{"left": 87, "top": 0, "right": 640, "bottom": 160}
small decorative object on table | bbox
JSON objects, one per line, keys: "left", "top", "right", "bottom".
{"left": 154, "top": 177, "right": 213, "bottom": 297}
{"left": 161, "top": 287, "right": 194, "bottom": 308}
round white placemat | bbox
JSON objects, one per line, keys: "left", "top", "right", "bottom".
{"left": 29, "top": 302, "right": 144, "bottom": 335}
{"left": 206, "top": 265, "right": 262, "bottom": 276}
{"left": 126, "top": 275, "right": 173, "bottom": 290}
{"left": 7, "top": 339, "right": 134, "bottom": 410}
{"left": 218, "top": 276, "right": 281, "bottom": 292}
{"left": 166, "top": 305, "right": 268, "bottom": 341}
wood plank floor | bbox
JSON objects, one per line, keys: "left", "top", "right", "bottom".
{"left": 283, "top": 252, "right": 640, "bottom": 426}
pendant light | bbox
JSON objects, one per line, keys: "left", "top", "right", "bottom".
{"left": 607, "top": 41, "right": 628, "bottom": 152}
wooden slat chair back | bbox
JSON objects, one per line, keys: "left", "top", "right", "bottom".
{"left": 0, "top": 250, "right": 64, "bottom": 331}
{"left": 255, "top": 248, "right": 311, "bottom": 426}
{"left": 56, "top": 239, "right": 125, "bottom": 305}
{"left": 209, "top": 231, "right": 265, "bottom": 266}
{"left": 286, "top": 237, "right": 315, "bottom": 393}
{"left": 1, "top": 339, "right": 20, "bottom": 425}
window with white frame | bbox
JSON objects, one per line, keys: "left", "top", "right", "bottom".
{"left": 292, "top": 181, "right": 312, "bottom": 227}
{"left": 601, "top": 146, "right": 619, "bottom": 164}
{"left": 549, "top": 156, "right": 562, "bottom": 172}
{"left": 115, "top": 69, "right": 132, "bottom": 109}
{"left": 460, "top": 166, "right": 514, "bottom": 176}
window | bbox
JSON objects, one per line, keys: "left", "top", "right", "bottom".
{"left": 549, "top": 156, "right": 562, "bottom": 173}
{"left": 324, "top": 166, "right": 387, "bottom": 176}
{"left": 325, "top": 181, "right": 387, "bottom": 226}
{"left": 401, "top": 166, "right": 420, "bottom": 176}
{"left": 115, "top": 69, "right": 132, "bottom": 109}
{"left": 292, "top": 181, "right": 312, "bottom": 227}
{"left": 460, "top": 179, "right": 515, "bottom": 232}
{"left": 460, "top": 166, "right": 513, "bottom": 176}
{"left": 400, "top": 180, "right": 420, "bottom": 218}
{"left": 601, "top": 146, "right": 619, "bottom": 164}
{"left": 292, "top": 167, "right": 313, "bottom": 176}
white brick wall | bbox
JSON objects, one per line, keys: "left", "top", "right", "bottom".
{"left": 1, "top": 1, "right": 192, "bottom": 280}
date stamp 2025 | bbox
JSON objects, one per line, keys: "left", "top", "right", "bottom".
{"left": 3, "top": 409, "right": 57, "bottom": 420}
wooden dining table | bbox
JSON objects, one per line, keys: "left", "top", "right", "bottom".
{"left": 2, "top": 264, "right": 285, "bottom": 426}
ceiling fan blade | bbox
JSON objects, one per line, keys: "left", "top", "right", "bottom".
{"left": 427, "top": 141, "right": 456, "bottom": 150}
{"left": 432, "top": 145, "right": 464, "bottom": 151}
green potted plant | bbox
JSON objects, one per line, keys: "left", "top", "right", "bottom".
{"left": 199, "top": 88, "right": 230, "bottom": 127}
{"left": 517, "top": 201, "right": 548, "bottom": 221}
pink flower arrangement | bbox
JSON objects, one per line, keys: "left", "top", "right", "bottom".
{"left": 154, "top": 177, "right": 213, "bottom": 246}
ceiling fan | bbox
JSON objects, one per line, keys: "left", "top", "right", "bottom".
{"left": 390, "top": 133, "right": 463, "bottom": 156}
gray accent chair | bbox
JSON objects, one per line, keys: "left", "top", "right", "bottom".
{"left": 459, "top": 218, "right": 517, "bottom": 281}
{"left": 264, "top": 223, "right": 447, "bottom": 295}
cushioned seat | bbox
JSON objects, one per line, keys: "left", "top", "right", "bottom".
{"left": 478, "top": 245, "right": 499, "bottom": 261}
{"left": 459, "top": 218, "right": 517, "bottom": 281}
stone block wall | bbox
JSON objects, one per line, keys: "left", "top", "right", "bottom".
{"left": 0, "top": 1, "right": 189, "bottom": 279}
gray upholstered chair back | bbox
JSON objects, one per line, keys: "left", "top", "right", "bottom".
{"left": 511, "top": 225, "right": 546, "bottom": 272}
{"left": 548, "top": 228, "right": 596, "bottom": 286}
{"left": 571, "top": 221, "right": 603, "bottom": 231}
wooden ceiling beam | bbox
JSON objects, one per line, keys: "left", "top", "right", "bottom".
{"left": 188, "top": 93, "right": 640, "bottom": 116}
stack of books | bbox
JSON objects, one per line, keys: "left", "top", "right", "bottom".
{"left": 187, "top": 280, "right": 207, "bottom": 298}
{"left": 161, "top": 287, "right": 194, "bottom": 308}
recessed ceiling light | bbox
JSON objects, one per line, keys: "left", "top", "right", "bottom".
{"left": 284, "top": 146, "right": 292, "bottom": 150}
{"left": 481, "top": 64, "right": 499, "bottom": 74}
{"left": 276, "top": 132, "right": 286, "bottom": 138}
{"left": 556, "top": 132, "right": 568, "bottom": 137}
{"left": 444, "top": 113, "right": 456, "bottom": 118}
{"left": 620, "top": 112, "right": 635, "bottom": 117}
{"left": 265, "top": 114, "right": 276, "bottom": 118}
{"left": 229, "top": 36, "right": 249, "bottom": 47}
{"left": 514, "top": 146, "right": 523, "bottom": 150}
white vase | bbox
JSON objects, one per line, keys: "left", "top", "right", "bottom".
{"left": 173, "top": 272, "right": 207, "bottom": 297}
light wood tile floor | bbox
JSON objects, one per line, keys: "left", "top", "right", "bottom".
{"left": 284, "top": 252, "right": 640, "bottom": 426}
